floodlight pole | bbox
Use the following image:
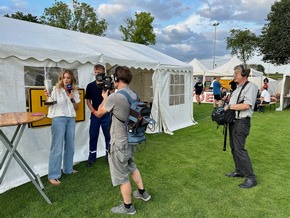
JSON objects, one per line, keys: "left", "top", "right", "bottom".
{"left": 212, "top": 22, "right": 219, "bottom": 69}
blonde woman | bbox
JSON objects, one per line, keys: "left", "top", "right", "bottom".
{"left": 45, "top": 70, "right": 80, "bottom": 186}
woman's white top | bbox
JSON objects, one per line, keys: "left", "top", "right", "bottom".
{"left": 47, "top": 87, "right": 80, "bottom": 118}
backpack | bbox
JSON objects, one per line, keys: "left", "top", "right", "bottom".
{"left": 115, "top": 90, "right": 156, "bottom": 144}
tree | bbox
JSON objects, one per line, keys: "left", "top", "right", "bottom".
{"left": 119, "top": 12, "right": 156, "bottom": 46}
{"left": 249, "top": 64, "right": 265, "bottom": 74}
{"left": 226, "top": 29, "right": 259, "bottom": 64}
{"left": 4, "top": 11, "right": 40, "bottom": 23}
{"left": 71, "top": 0, "right": 107, "bottom": 36}
{"left": 259, "top": 0, "right": 290, "bottom": 65}
{"left": 41, "top": 1, "right": 71, "bottom": 29}
{"left": 256, "top": 64, "right": 265, "bottom": 74}
{"left": 41, "top": 0, "right": 107, "bottom": 36}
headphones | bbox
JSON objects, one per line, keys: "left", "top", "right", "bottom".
{"left": 113, "top": 73, "right": 119, "bottom": 82}
{"left": 112, "top": 66, "right": 121, "bottom": 82}
{"left": 239, "top": 64, "right": 247, "bottom": 77}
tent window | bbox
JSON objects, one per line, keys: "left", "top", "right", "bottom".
{"left": 169, "top": 74, "right": 185, "bottom": 105}
{"left": 24, "top": 66, "right": 79, "bottom": 108}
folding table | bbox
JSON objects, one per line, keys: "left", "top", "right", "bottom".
{"left": 0, "top": 112, "right": 52, "bottom": 204}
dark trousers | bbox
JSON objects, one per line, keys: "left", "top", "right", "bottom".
{"left": 88, "top": 113, "right": 110, "bottom": 162}
{"left": 229, "top": 118, "right": 256, "bottom": 180}
{"left": 254, "top": 100, "right": 269, "bottom": 111}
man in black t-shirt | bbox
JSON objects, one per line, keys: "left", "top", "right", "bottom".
{"left": 85, "top": 64, "right": 111, "bottom": 167}
{"left": 193, "top": 79, "right": 204, "bottom": 105}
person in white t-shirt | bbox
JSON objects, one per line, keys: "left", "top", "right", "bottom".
{"left": 257, "top": 86, "right": 271, "bottom": 112}
{"left": 260, "top": 86, "right": 271, "bottom": 103}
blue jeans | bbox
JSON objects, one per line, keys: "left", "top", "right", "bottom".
{"left": 48, "top": 117, "right": 75, "bottom": 179}
{"left": 88, "top": 113, "right": 110, "bottom": 162}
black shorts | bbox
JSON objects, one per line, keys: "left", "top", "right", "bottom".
{"left": 195, "top": 90, "right": 202, "bottom": 95}
{"left": 214, "top": 94, "right": 222, "bottom": 100}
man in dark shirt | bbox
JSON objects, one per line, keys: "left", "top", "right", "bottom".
{"left": 85, "top": 64, "right": 110, "bottom": 167}
{"left": 229, "top": 79, "right": 237, "bottom": 93}
{"left": 193, "top": 79, "right": 204, "bottom": 105}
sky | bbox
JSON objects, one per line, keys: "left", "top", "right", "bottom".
{"left": 1, "top": 0, "right": 289, "bottom": 74}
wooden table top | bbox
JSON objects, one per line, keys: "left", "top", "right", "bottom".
{"left": 0, "top": 112, "right": 46, "bottom": 127}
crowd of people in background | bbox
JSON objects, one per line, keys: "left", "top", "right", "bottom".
{"left": 193, "top": 75, "right": 270, "bottom": 110}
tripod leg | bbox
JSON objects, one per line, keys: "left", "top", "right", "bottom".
{"left": 223, "top": 125, "right": 227, "bottom": 151}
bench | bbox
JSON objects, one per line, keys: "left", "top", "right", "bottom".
{"left": 258, "top": 101, "right": 277, "bottom": 113}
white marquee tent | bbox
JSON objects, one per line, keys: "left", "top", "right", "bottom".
{"left": 0, "top": 17, "right": 195, "bottom": 193}
{"left": 189, "top": 58, "right": 209, "bottom": 76}
{"left": 188, "top": 58, "right": 209, "bottom": 84}
{"left": 206, "top": 56, "right": 263, "bottom": 77}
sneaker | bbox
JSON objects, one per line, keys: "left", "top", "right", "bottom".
{"left": 111, "top": 203, "right": 136, "bottom": 215}
{"left": 133, "top": 189, "right": 151, "bottom": 201}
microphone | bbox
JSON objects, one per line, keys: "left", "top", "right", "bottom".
{"left": 66, "top": 84, "right": 72, "bottom": 94}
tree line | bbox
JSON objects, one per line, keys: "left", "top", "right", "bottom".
{"left": 3, "top": 0, "right": 290, "bottom": 69}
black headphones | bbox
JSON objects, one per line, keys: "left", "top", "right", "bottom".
{"left": 239, "top": 64, "right": 247, "bottom": 77}
{"left": 112, "top": 66, "right": 121, "bottom": 82}
{"left": 113, "top": 69, "right": 119, "bottom": 82}
{"left": 113, "top": 74, "right": 119, "bottom": 82}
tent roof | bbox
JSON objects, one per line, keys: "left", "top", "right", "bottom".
{"left": 206, "top": 56, "right": 263, "bottom": 77}
{"left": 188, "top": 58, "right": 209, "bottom": 75}
{"left": 0, "top": 17, "right": 190, "bottom": 71}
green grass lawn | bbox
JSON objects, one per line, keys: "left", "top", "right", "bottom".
{"left": 1, "top": 103, "right": 290, "bottom": 217}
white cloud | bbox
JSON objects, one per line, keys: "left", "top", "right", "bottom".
{"left": 196, "top": 0, "right": 275, "bottom": 24}
{"left": 171, "top": 43, "right": 193, "bottom": 52}
{"left": 11, "top": 0, "right": 27, "bottom": 8}
{"left": 0, "top": 6, "right": 10, "bottom": 11}
{"left": 158, "top": 24, "right": 194, "bottom": 44}
{"left": 97, "top": 3, "right": 127, "bottom": 19}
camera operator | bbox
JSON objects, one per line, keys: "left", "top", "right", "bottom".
{"left": 85, "top": 64, "right": 110, "bottom": 167}
{"left": 223, "top": 64, "right": 258, "bottom": 188}
{"left": 94, "top": 66, "right": 151, "bottom": 215}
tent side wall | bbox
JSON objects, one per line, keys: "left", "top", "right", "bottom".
{"left": 277, "top": 74, "right": 290, "bottom": 111}
{"left": 150, "top": 67, "right": 195, "bottom": 134}
{"left": 130, "top": 68, "right": 154, "bottom": 104}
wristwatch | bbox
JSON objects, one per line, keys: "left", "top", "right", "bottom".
{"left": 228, "top": 104, "right": 231, "bottom": 110}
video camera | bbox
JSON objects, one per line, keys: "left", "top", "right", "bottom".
{"left": 96, "top": 73, "right": 114, "bottom": 91}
